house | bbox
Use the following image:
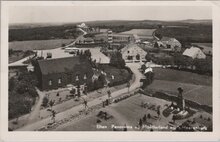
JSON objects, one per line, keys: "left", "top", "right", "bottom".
{"left": 121, "top": 43, "right": 147, "bottom": 62}
{"left": 112, "top": 34, "right": 134, "bottom": 43}
{"left": 35, "top": 56, "right": 94, "bottom": 90}
{"left": 157, "top": 37, "right": 182, "bottom": 51}
{"left": 182, "top": 47, "right": 206, "bottom": 59}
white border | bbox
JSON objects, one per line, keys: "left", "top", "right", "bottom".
{"left": 1, "top": 1, "right": 220, "bottom": 141}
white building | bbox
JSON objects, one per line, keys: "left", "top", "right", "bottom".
{"left": 183, "top": 47, "right": 206, "bottom": 59}
{"left": 121, "top": 43, "right": 147, "bottom": 62}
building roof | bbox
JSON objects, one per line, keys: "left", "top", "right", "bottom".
{"left": 182, "top": 47, "right": 206, "bottom": 59}
{"left": 121, "top": 43, "right": 147, "bottom": 54}
{"left": 37, "top": 56, "right": 92, "bottom": 75}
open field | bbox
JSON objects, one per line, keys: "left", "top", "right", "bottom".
{"left": 148, "top": 80, "right": 212, "bottom": 106}
{"left": 9, "top": 39, "right": 74, "bottom": 51}
{"left": 119, "top": 29, "right": 156, "bottom": 36}
{"left": 148, "top": 68, "right": 212, "bottom": 106}
{"left": 153, "top": 68, "right": 212, "bottom": 86}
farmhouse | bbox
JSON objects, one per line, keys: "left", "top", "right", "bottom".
{"left": 121, "top": 43, "right": 147, "bottom": 62}
{"left": 183, "top": 47, "right": 206, "bottom": 59}
{"left": 35, "top": 56, "right": 94, "bottom": 90}
{"left": 157, "top": 37, "right": 182, "bottom": 51}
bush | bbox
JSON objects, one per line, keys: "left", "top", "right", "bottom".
{"left": 42, "top": 97, "right": 49, "bottom": 107}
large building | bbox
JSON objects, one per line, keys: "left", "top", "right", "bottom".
{"left": 121, "top": 43, "right": 147, "bottom": 62}
{"left": 35, "top": 56, "right": 94, "bottom": 90}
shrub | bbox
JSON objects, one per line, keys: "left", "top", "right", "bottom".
{"left": 42, "top": 97, "right": 49, "bottom": 107}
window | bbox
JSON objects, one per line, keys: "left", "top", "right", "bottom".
{"left": 58, "top": 78, "right": 62, "bottom": 84}
{"left": 49, "top": 80, "right": 52, "bottom": 86}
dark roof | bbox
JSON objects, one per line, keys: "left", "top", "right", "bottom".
{"left": 37, "top": 56, "right": 92, "bottom": 75}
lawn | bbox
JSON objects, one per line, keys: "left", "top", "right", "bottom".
{"left": 9, "top": 39, "right": 74, "bottom": 51}
{"left": 119, "top": 29, "right": 156, "bottom": 36}
{"left": 153, "top": 68, "right": 212, "bottom": 86}
{"left": 146, "top": 68, "right": 212, "bottom": 106}
{"left": 148, "top": 80, "right": 212, "bottom": 106}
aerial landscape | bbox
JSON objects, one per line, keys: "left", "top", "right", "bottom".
{"left": 8, "top": 5, "right": 212, "bottom": 132}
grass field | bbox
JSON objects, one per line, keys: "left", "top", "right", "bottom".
{"left": 153, "top": 68, "right": 212, "bottom": 86}
{"left": 147, "top": 68, "right": 212, "bottom": 106}
{"left": 119, "top": 29, "right": 156, "bottom": 36}
{"left": 148, "top": 80, "right": 212, "bottom": 106}
{"left": 9, "top": 39, "right": 74, "bottom": 51}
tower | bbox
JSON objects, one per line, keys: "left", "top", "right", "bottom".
{"left": 107, "top": 30, "right": 113, "bottom": 49}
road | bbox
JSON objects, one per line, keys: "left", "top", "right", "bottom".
{"left": 26, "top": 88, "right": 45, "bottom": 124}
{"left": 65, "top": 28, "right": 87, "bottom": 47}
{"left": 16, "top": 63, "right": 143, "bottom": 131}
{"left": 9, "top": 54, "right": 35, "bottom": 67}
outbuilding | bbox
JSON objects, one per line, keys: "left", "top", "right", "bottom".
{"left": 182, "top": 47, "right": 206, "bottom": 59}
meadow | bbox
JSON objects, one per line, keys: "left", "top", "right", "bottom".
{"left": 119, "top": 29, "right": 156, "bottom": 36}
{"left": 147, "top": 68, "right": 212, "bottom": 106}
{"left": 9, "top": 39, "right": 74, "bottom": 51}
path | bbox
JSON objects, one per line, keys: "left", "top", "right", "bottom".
{"left": 9, "top": 54, "right": 35, "bottom": 67}
{"left": 16, "top": 63, "right": 143, "bottom": 131}
{"left": 26, "top": 88, "right": 45, "bottom": 124}
{"left": 65, "top": 28, "right": 87, "bottom": 47}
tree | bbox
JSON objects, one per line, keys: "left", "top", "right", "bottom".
{"left": 194, "top": 58, "right": 212, "bottom": 75}
{"left": 136, "top": 54, "right": 140, "bottom": 60}
{"left": 49, "top": 100, "right": 55, "bottom": 109}
{"left": 143, "top": 114, "right": 147, "bottom": 122}
{"left": 172, "top": 115, "right": 176, "bottom": 123}
{"left": 141, "top": 64, "right": 147, "bottom": 72}
{"left": 9, "top": 77, "right": 16, "bottom": 91}
{"left": 110, "top": 52, "right": 125, "bottom": 68}
{"left": 139, "top": 118, "right": 143, "bottom": 128}
{"left": 42, "top": 97, "right": 49, "bottom": 107}
{"left": 51, "top": 110, "right": 56, "bottom": 123}
{"left": 141, "top": 72, "right": 154, "bottom": 89}
{"left": 157, "top": 109, "right": 161, "bottom": 117}
{"left": 154, "top": 42, "right": 159, "bottom": 48}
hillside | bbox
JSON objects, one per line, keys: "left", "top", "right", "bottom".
{"left": 9, "top": 19, "right": 212, "bottom": 42}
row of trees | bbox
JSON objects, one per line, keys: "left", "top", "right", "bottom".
{"left": 145, "top": 53, "right": 212, "bottom": 75}
{"left": 9, "top": 25, "right": 82, "bottom": 42}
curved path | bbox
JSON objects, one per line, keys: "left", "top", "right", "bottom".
{"left": 16, "top": 63, "right": 143, "bottom": 131}
{"left": 26, "top": 88, "right": 45, "bottom": 124}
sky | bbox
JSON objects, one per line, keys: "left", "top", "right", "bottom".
{"left": 9, "top": 6, "right": 212, "bottom": 24}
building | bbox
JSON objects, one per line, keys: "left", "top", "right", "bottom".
{"left": 121, "top": 43, "right": 147, "bottom": 62}
{"left": 112, "top": 34, "right": 134, "bottom": 43}
{"left": 157, "top": 37, "right": 182, "bottom": 52}
{"left": 182, "top": 47, "right": 206, "bottom": 59}
{"left": 27, "top": 64, "right": 34, "bottom": 72}
{"left": 35, "top": 56, "right": 94, "bottom": 90}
